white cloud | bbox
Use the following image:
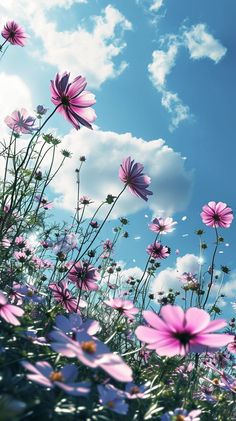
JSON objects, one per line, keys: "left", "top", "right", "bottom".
{"left": 221, "top": 271, "right": 236, "bottom": 298}
{"left": 161, "top": 89, "right": 191, "bottom": 132}
{"left": 0, "top": 3, "right": 132, "bottom": 89}
{"left": 183, "top": 23, "right": 227, "bottom": 63}
{"left": 148, "top": 42, "right": 191, "bottom": 131}
{"left": 148, "top": 23, "right": 226, "bottom": 130}
{"left": 0, "top": 72, "right": 34, "bottom": 178}
{"left": 151, "top": 253, "right": 199, "bottom": 294}
{"left": 45, "top": 127, "right": 193, "bottom": 219}
{"left": 148, "top": 44, "right": 178, "bottom": 87}
{"left": 0, "top": 72, "right": 33, "bottom": 127}
{"left": 149, "top": 0, "right": 164, "bottom": 12}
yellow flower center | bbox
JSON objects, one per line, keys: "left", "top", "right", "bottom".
{"left": 27, "top": 290, "right": 34, "bottom": 297}
{"left": 81, "top": 340, "right": 97, "bottom": 354}
{"left": 212, "top": 378, "right": 220, "bottom": 385}
{"left": 107, "top": 401, "right": 115, "bottom": 408}
{"left": 176, "top": 416, "right": 185, "bottom": 421}
{"left": 49, "top": 371, "right": 64, "bottom": 382}
{"left": 130, "top": 386, "right": 140, "bottom": 395}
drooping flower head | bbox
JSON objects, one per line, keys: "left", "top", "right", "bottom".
{"left": 201, "top": 201, "right": 233, "bottom": 228}
{"left": 146, "top": 241, "right": 170, "bottom": 259}
{"left": 68, "top": 261, "right": 100, "bottom": 291}
{"left": 135, "top": 305, "right": 234, "bottom": 357}
{"left": 1, "top": 21, "right": 27, "bottom": 46}
{"left": 149, "top": 217, "right": 177, "bottom": 234}
{"left": 50, "top": 72, "right": 96, "bottom": 130}
{"left": 5, "top": 109, "right": 37, "bottom": 134}
{"left": 119, "top": 157, "right": 153, "bottom": 201}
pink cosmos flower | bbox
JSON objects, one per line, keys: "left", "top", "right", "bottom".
{"left": 49, "top": 281, "right": 86, "bottom": 313}
{"left": 5, "top": 109, "right": 37, "bottom": 134}
{"left": 50, "top": 329, "right": 133, "bottom": 382}
{"left": 68, "top": 261, "right": 100, "bottom": 291}
{"left": 1, "top": 21, "right": 27, "bottom": 46}
{"left": 135, "top": 305, "right": 234, "bottom": 357}
{"left": 0, "top": 292, "right": 24, "bottom": 326}
{"left": 104, "top": 298, "right": 139, "bottom": 320}
{"left": 119, "top": 157, "right": 153, "bottom": 201}
{"left": 149, "top": 217, "right": 177, "bottom": 234}
{"left": 146, "top": 241, "right": 170, "bottom": 259}
{"left": 201, "top": 201, "right": 233, "bottom": 228}
{"left": 21, "top": 361, "right": 90, "bottom": 396}
{"left": 50, "top": 72, "right": 96, "bottom": 130}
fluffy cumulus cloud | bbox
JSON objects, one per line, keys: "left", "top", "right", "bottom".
{"left": 0, "top": 2, "right": 132, "bottom": 89}
{"left": 183, "top": 23, "right": 227, "bottom": 63}
{"left": 45, "top": 128, "right": 193, "bottom": 219}
{"left": 151, "top": 253, "right": 200, "bottom": 294}
{"left": 148, "top": 23, "right": 227, "bottom": 130}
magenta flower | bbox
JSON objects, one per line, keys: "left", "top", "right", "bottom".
{"left": 149, "top": 217, "right": 177, "bottom": 234}
{"left": 119, "top": 157, "right": 153, "bottom": 201}
{"left": 49, "top": 282, "right": 86, "bottom": 313}
{"left": 201, "top": 201, "right": 233, "bottom": 228}
{"left": 146, "top": 241, "right": 170, "bottom": 259}
{"left": 0, "top": 292, "right": 24, "bottom": 326}
{"left": 50, "top": 72, "right": 96, "bottom": 130}
{"left": 21, "top": 361, "right": 90, "bottom": 396}
{"left": 1, "top": 21, "right": 27, "bottom": 46}
{"left": 50, "top": 329, "right": 133, "bottom": 382}
{"left": 5, "top": 109, "right": 37, "bottom": 134}
{"left": 104, "top": 298, "right": 139, "bottom": 320}
{"left": 135, "top": 305, "right": 234, "bottom": 357}
{"left": 68, "top": 261, "right": 100, "bottom": 291}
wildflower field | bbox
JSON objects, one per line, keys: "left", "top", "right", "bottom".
{"left": 0, "top": 4, "right": 235, "bottom": 421}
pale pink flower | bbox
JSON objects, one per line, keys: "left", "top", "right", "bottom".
{"left": 50, "top": 72, "right": 96, "bottom": 130}
{"left": 0, "top": 292, "right": 24, "bottom": 326}
{"left": 119, "top": 157, "right": 153, "bottom": 201}
{"left": 149, "top": 217, "right": 177, "bottom": 234}
{"left": 5, "top": 109, "right": 37, "bottom": 134}
{"left": 1, "top": 21, "right": 27, "bottom": 46}
{"left": 21, "top": 361, "right": 90, "bottom": 396}
{"left": 135, "top": 305, "right": 234, "bottom": 357}
{"left": 201, "top": 201, "right": 233, "bottom": 228}
{"left": 104, "top": 298, "right": 139, "bottom": 319}
{"left": 50, "top": 329, "right": 133, "bottom": 382}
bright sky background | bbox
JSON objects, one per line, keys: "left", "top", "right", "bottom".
{"left": 0, "top": 0, "right": 235, "bottom": 312}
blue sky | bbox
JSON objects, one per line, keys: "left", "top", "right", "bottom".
{"left": 0, "top": 0, "right": 235, "bottom": 310}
